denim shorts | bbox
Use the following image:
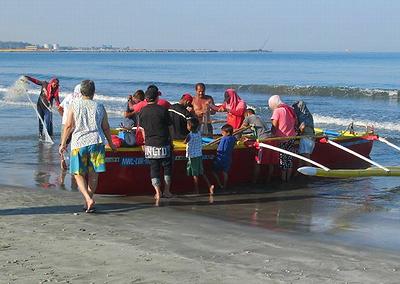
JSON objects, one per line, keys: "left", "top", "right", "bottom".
{"left": 298, "top": 137, "right": 315, "bottom": 155}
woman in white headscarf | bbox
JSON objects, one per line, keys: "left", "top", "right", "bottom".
{"left": 268, "top": 95, "right": 297, "bottom": 181}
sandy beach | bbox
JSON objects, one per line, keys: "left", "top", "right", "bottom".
{"left": 1, "top": 183, "right": 399, "bottom": 284}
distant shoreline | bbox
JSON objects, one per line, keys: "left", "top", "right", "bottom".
{"left": 0, "top": 48, "right": 272, "bottom": 53}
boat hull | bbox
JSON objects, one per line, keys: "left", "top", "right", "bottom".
{"left": 96, "top": 134, "right": 374, "bottom": 195}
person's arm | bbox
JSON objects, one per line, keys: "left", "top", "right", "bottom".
{"left": 229, "top": 101, "right": 247, "bottom": 116}
{"left": 271, "top": 119, "right": 279, "bottom": 128}
{"left": 138, "top": 110, "right": 146, "bottom": 145}
{"left": 270, "top": 109, "right": 280, "bottom": 135}
{"left": 54, "top": 92, "right": 63, "bottom": 115}
{"left": 164, "top": 108, "right": 174, "bottom": 148}
{"left": 24, "top": 75, "right": 44, "bottom": 86}
{"left": 132, "top": 101, "right": 144, "bottom": 113}
{"left": 124, "top": 103, "right": 135, "bottom": 118}
{"left": 164, "top": 100, "right": 171, "bottom": 109}
{"left": 53, "top": 87, "right": 61, "bottom": 108}
{"left": 241, "top": 115, "right": 250, "bottom": 128}
{"left": 101, "top": 111, "right": 117, "bottom": 151}
{"left": 209, "top": 97, "right": 217, "bottom": 115}
{"left": 183, "top": 134, "right": 191, "bottom": 144}
{"left": 59, "top": 108, "right": 75, "bottom": 155}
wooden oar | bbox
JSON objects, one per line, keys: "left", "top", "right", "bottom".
{"left": 210, "top": 119, "right": 226, "bottom": 124}
{"left": 320, "top": 138, "right": 390, "bottom": 172}
{"left": 261, "top": 134, "right": 324, "bottom": 143}
{"left": 204, "top": 126, "right": 252, "bottom": 147}
{"left": 378, "top": 137, "right": 400, "bottom": 153}
{"left": 257, "top": 142, "right": 330, "bottom": 171}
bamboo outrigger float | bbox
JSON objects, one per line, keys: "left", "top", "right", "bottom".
{"left": 297, "top": 133, "right": 400, "bottom": 178}
{"left": 96, "top": 128, "right": 379, "bottom": 195}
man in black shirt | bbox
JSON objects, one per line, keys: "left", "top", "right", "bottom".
{"left": 168, "top": 93, "right": 194, "bottom": 140}
{"left": 139, "top": 85, "right": 173, "bottom": 200}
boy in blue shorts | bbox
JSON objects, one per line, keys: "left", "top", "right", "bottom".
{"left": 212, "top": 124, "right": 237, "bottom": 189}
{"left": 184, "top": 118, "right": 214, "bottom": 195}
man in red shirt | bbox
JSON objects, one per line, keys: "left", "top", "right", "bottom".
{"left": 132, "top": 85, "right": 171, "bottom": 113}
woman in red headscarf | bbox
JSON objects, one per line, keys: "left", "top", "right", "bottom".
{"left": 211, "top": 89, "right": 247, "bottom": 129}
{"left": 24, "top": 75, "right": 62, "bottom": 138}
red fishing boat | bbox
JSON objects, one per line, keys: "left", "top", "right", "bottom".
{"left": 96, "top": 128, "right": 375, "bottom": 195}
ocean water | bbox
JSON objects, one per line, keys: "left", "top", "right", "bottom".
{"left": 0, "top": 52, "right": 400, "bottom": 250}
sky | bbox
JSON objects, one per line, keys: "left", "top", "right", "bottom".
{"left": 1, "top": 0, "right": 400, "bottom": 52}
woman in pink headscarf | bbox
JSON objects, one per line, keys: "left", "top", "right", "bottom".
{"left": 268, "top": 95, "right": 297, "bottom": 181}
{"left": 211, "top": 89, "right": 247, "bottom": 129}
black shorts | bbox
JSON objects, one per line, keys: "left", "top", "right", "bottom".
{"left": 149, "top": 157, "right": 172, "bottom": 179}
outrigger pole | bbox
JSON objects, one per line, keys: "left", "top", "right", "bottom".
{"left": 319, "top": 137, "right": 390, "bottom": 172}
{"left": 378, "top": 137, "right": 400, "bottom": 153}
{"left": 256, "top": 142, "right": 330, "bottom": 171}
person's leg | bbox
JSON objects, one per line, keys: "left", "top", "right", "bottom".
{"left": 284, "top": 140, "right": 295, "bottom": 181}
{"left": 150, "top": 159, "right": 162, "bottom": 200}
{"left": 37, "top": 103, "right": 45, "bottom": 137}
{"left": 202, "top": 174, "right": 214, "bottom": 195}
{"left": 162, "top": 157, "right": 173, "bottom": 198}
{"left": 222, "top": 171, "right": 228, "bottom": 189}
{"left": 253, "top": 163, "right": 260, "bottom": 183}
{"left": 70, "top": 146, "right": 92, "bottom": 209}
{"left": 266, "top": 165, "right": 273, "bottom": 183}
{"left": 163, "top": 175, "right": 172, "bottom": 198}
{"left": 286, "top": 168, "right": 293, "bottom": 182}
{"left": 87, "top": 170, "right": 98, "bottom": 199}
{"left": 193, "top": 176, "right": 199, "bottom": 194}
{"left": 279, "top": 140, "right": 293, "bottom": 182}
{"left": 74, "top": 174, "right": 94, "bottom": 210}
{"left": 207, "top": 123, "right": 213, "bottom": 136}
{"left": 212, "top": 171, "right": 223, "bottom": 189}
{"left": 86, "top": 144, "right": 105, "bottom": 199}
{"left": 280, "top": 156, "right": 290, "bottom": 182}
{"left": 43, "top": 109, "right": 53, "bottom": 137}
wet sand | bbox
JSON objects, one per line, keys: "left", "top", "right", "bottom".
{"left": 1, "top": 183, "right": 400, "bottom": 283}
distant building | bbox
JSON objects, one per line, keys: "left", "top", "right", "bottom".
{"left": 43, "top": 43, "right": 50, "bottom": 49}
{"left": 25, "top": 45, "right": 38, "bottom": 51}
{"left": 52, "top": 44, "right": 59, "bottom": 50}
{"left": 102, "top": 44, "right": 113, "bottom": 49}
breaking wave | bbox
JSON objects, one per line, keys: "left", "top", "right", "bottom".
{"left": 313, "top": 114, "right": 400, "bottom": 132}
{"left": 207, "top": 84, "right": 399, "bottom": 98}
{"left": 1, "top": 82, "right": 400, "bottom": 102}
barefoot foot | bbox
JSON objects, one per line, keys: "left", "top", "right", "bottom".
{"left": 85, "top": 199, "right": 95, "bottom": 213}
{"left": 209, "top": 185, "right": 215, "bottom": 195}
{"left": 162, "top": 191, "right": 173, "bottom": 198}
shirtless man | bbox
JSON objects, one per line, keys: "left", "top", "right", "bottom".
{"left": 192, "top": 83, "right": 216, "bottom": 136}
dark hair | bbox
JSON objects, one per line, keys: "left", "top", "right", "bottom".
{"left": 245, "top": 108, "right": 255, "bottom": 115}
{"left": 133, "top": 89, "right": 145, "bottom": 101}
{"left": 80, "top": 80, "right": 95, "bottom": 98}
{"left": 221, "top": 124, "right": 233, "bottom": 135}
{"left": 195, "top": 83, "right": 205, "bottom": 90}
{"left": 187, "top": 117, "right": 200, "bottom": 132}
{"left": 147, "top": 84, "right": 159, "bottom": 92}
{"left": 145, "top": 87, "right": 158, "bottom": 102}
